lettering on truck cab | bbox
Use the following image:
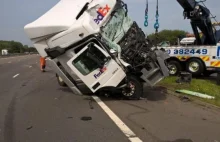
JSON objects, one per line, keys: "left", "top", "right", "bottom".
{"left": 94, "top": 5, "right": 111, "bottom": 24}
{"left": 166, "top": 48, "right": 208, "bottom": 55}
{"left": 217, "top": 46, "right": 220, "bottom": 58}
{"left": 94, "top": 67, "right": 107, "bottom": 79}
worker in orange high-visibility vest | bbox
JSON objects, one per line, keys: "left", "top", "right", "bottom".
{"left": 40, "top": 57, "right": 46, "bottom": 72}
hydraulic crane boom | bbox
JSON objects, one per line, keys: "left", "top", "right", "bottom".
{"left": 177, "top": 0, "right": 217, "bottom": 45}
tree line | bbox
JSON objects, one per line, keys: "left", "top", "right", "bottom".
{"left": 146, "top": 29, "right": 188, "bottom": 45}
{"left": 0, "top": 40, "right": 37, "bottom": 53}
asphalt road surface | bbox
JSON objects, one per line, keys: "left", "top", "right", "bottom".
{"left": 0, "top": 55, "right": 220, "bottom": 142}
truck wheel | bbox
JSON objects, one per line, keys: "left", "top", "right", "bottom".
{"left": 121, "top": 76, "right": 143, "bottom": 100}
{"left": 186, "top": 58, "right": 204, "bottom": 76}
{"left": 168, "top": 60, "right": 182, "bottom": 76}
{"left": 56, "top": 74, "right": 67, "bottom": 87}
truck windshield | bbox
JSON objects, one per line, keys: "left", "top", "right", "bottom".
{"left": 72, "top": 45, "right": 107, "bottom": 76}
{"left": 99, "top": 1, "right": 133, "bottom": 53}
{"left": 101, "top": 1, "right": 133, "bottom": 44}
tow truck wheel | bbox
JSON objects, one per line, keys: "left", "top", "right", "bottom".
{"left": 122, "top": 76, "right": 143, "bottom": 100}
{"left": 186, "top": 58, "right": 204, "bottom": 76}
{"left": 56, "top": 74, "right": 67, "bottom": 87}
{"left": 168, "top": 60, "right": 182, "bottom": 76}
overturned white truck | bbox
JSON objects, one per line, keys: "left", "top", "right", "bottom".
{"left": 24, "top": 0, "right": 169, "bottom": 99}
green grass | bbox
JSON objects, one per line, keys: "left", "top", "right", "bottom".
{"left": 158, "top": 76, "right": 220, "bottom": 107}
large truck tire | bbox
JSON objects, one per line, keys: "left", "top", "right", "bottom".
{"left": 56, "top": 74, "right": 67, "bottom": 87}
{"left": 121, "top": 76, "right": 143, "bottom": 100}
{"left": 186, "top": 58, "right": 204, "bottom": 76}
{"left": 168, "top": 60, "right": 182, "bottom": 76}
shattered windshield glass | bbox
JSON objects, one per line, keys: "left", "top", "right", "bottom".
{"left": 100, "top": 1, "right": 133, "bottom": 53}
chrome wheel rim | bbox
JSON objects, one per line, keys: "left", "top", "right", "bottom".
{"left": 122, "top": 82, "right": 135, "bottom": 97}
{"left": 169, "top": 65, "right": 177, "bottom": 75}
{"left": 189, "top": 62, "right": 199, "bottom": 72}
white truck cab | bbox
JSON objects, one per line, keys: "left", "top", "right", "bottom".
{"left": 24, "top": 0, "right": 116, "bottom": 57}
{"left": 24, "top": 0, "right": 169, "bottom": 99}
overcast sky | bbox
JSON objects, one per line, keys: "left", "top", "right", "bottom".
{"left": 1, "top": 0, "right": 220, "bottom": 46}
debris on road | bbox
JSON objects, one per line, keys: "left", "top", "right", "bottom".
{"left": 176, "top": 89, "right": 215, "bottom": 99}
{"left": 89, "top": 97, "right": 94, "bottom": 110}
{"left": 26, "top": 126, "right": 33, "bottom": 130}
{"left": 176, "top": 72, "right": 192, "bottom": 84}
{"left": 81, "top": 116, "right": 92, "bottom": 121}
{"left": 22, "top": 83, "right": 26, "bottom": 87}
{"left": 179, "top": 96, "right": 191, "bottom": 102}
{"left": 202, "top": 118, "right": 207, "bottom": 121}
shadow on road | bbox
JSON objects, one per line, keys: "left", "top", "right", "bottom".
{"left": 58, "top": 87, "right": 72, "bottom": 93}
{"left": 143, "top": 86, "right": 167, "bottom": 101}
{"left": 55, "top": 84, "right": 168, "bottom": 102}
{"left": 97, "top": 86, "right": 167, "bottom": 102}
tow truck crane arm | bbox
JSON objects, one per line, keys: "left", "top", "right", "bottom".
{"left": 177, "top": 0, "right": 216, "bottom": 45}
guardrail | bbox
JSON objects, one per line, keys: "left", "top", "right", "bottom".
{"left": 0, "top": 53, "right": 38, "bottom": 58}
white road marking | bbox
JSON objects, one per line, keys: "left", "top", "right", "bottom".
{"left": 13, "top": 74, "right": 19, "bottom": 78}
{"left": 0, "top": 54, "right": 35, "bottom": 60}
{"left": 0, "top": 57, "right": 14, "bottom": 60}
{"left": 92, "top": 96, "right": 142, "bottom": 142}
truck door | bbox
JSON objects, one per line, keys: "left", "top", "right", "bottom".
{"left": 67, "top": 42, "right": 126, "bottom": 93}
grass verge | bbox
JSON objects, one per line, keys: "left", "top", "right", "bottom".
{"left": 158, "top": 76, "right": 220, "bottom": 107}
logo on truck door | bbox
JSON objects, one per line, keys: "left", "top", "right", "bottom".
{"left": 94, "top": 67, "right": 107, "bottom": 79}
{"left": 94, "top": 5, "right": 111, "bottom": 24}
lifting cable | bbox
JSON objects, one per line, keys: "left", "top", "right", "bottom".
{"left": 197, "top": 0, "right": 218, "bottom": 23}
{"left": 144, "top": 0, "right": 148, "bottom": 27}
{"left": 200, "top": 1, "right": 219, "bottom": 30}
{"left": 144, "top": 0, "right": 160, "bottom": 31}
{"left": 154, "top": 0, "right": 160, "bottom": 49}
{"left": 144, "top": 0, "right": 160, "bottom": 48}
{"left": 154, "top": 0, "right": 159, "bottom": 33}
{"left": 154, "top": 0, "right": 159, "bottom": 48}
